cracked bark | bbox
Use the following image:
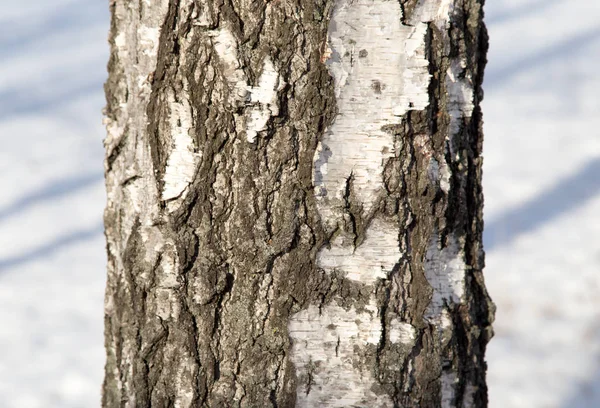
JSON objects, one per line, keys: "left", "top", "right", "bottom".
{"left": 102, "top": 0, "right": 494, "bottom": 406}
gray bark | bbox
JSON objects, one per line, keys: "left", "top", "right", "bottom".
{"left": 102, "top": 0, "right": 494, "bottom": 406}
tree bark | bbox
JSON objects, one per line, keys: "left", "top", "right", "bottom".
{"left": 102, "top": 0, "right": 494, "bottom": 406}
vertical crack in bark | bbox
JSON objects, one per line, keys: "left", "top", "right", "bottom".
{"left": 375, "top": 278, "right": 390, "bottom": 378}
{"left": 305, "top": 359, "right": 315, "bottom": 396}
{"left": 342, "top": 171, "right": 360, "bottom": 250}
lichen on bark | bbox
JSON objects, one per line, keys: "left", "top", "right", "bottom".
{"left": 102, "top": 0, "right": 494, "bottom": 407}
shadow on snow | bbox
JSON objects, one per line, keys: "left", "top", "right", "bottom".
{"left": 484, "top": 158, "right": 600, "bottom": 251}
{"left": 0, "top": 172, "right": 104, "bottom": 222}
{"left": 484, "top": 26, "right": 600, "bottom": 89}
{"left": 0, "top": 222, "right": 104, "bottom": 272}
{"left": 484, "top": 0, "right": 565, "bottom": 27}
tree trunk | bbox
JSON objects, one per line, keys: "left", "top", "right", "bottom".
{"left": 102, "top": 0, "right": 494, "bottom": 406}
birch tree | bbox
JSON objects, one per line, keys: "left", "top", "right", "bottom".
{"left": 102, "top": 0, "right": 494, "bottom": 406}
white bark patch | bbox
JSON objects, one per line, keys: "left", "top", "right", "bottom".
{"left": 439, "top": 308, "right": 454, "bottom": 348}
{"left": 289, "top": 217, "right": 401, "bottom": 406}
{"left": 162, "top": 91, "right": 200, "bottom": 207}
{"left": 192, "top": 4, "right": 214, "bottom": 27}
{"left": 425, "top": 231, "right": 467, "bottom": 408}
{"left": 139, "top": 224, "right": 165, "bottom": 264}
{"left": 103, "top": 114, "right": 125, "bottom": 161}
{"left": 245, "top": 57, "right": 283, "bottom": 143}
{"left": 138, "top": 26, "right": 161, "bottom": 57}
{"left": 423, "top": 232, "right": 466, "bottom": 320}
{"left": 289, "top": 220, "right": 400, "bottom": 405}
{"left": 441, "top": 369, "right": 458, "bottom": 408}
{"left": 428, "top": 158, "right": 440, "bottom": 185}
{"left": 112, "top": 0, "right": 169, "bottom": 97}
{"left": 407, "top": 0, "right": 453, "bottom": 30}
{"left": 114, "top": 32, "right": 126, "bottom": 49}
{"left": 388, "top": 319, "right": 417, "bottom": 345}
{"left": 317, "top": 217, "right": 400, "bottom": 284}
{"left": 428, "top": 157, "right": 451, "bottom": 193}
{"left": 121, "top": 339, "right": 137, "bottom": 408}
{"left": 436, "top": 0, "right": 453, "bottom": 26}
{"left": 154, "top": 249, "right": 181, "bottom": 320}
{"left": 208, "top": 27, "right": 249, "bottom": 101}
{"left": 446, "top": 58, "right": 474, "bottom": 140}
{"left": 209, "top": 28, "right": 284, "bottom": 143}
{"left": 438, "top": 159, "right": 451, "bottom": 193}
{"left": 174, "top": 358, "right": 195, "bottom": 408}
{"left": 158, "top": 249, "right": 180, "bottom": 289}
{"left": 313, "top": 0, "right": 432, "bottom": 223}
{"left": 424, "top": 231, "right": 466, "bottom": 407}
{"left": 288, "top": 302, "right": 392, "bottom": 407}
{"left": 155, "top": 289, "right": 180, "bottom": 321}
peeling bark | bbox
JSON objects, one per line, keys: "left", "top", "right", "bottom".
{"left": 102, "top": 0, "right": 494, "bottom": 406}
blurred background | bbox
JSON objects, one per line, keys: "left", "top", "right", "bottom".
{"left": 1, "top": 0, "right": 599, "bottom": 406}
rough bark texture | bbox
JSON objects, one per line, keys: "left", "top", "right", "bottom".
{"left": 102, "top": 0, "right": 494, "bottom": 406}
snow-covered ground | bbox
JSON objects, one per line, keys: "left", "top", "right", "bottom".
{"left": 0, "top": 0, "right": 598, "bottom": 407}
{"left": 0, "top": 1, "right": 108, "bottom": 406}
{"left": 483, "top": 1, "right": 600, "bottom": 407}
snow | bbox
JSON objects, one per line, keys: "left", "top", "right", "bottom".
{"left": 1, "top": 0, "right": 599, "bottom": 407}
{"left": 483, "top": 1, "right": 600, "bottom": 407}
{"left": 313, "top": 0, "right": 428, "bottom": 229}
{"left": 288, "top": 302, "right": 392, "bottom": 407}
{"left": 0, "top": 1, "right": 108, "bottom": 407}
{"left": 162, "top": 91, "right": 199, "bottom": 205}
{"left": 245, "top": 57, "right": 282, "bottom": 143}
